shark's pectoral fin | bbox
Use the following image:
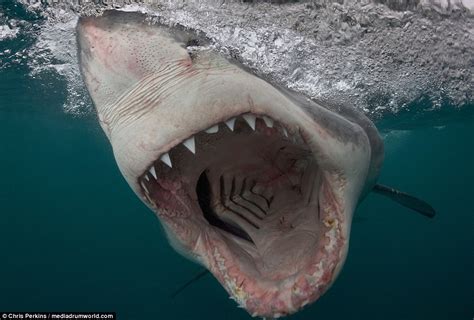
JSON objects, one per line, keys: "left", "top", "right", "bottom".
{"left": 171, "top": 268, "right": 210, "bottom": 299}
{"left": 372, "top": 184, "right": 436, "bottom": 218}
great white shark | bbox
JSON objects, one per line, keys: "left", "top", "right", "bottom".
{"left": 76, "top": 10, "right": 434, "bottom": 318}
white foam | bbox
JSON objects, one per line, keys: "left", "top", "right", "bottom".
{"left": 12, "top": 0, "right": 474, "bottom": 117}
{"left": 0, "top": 25, "right": 19, "bottom": 40}
{"left": 18, "top": 5, "right": 91, "bottom": 115}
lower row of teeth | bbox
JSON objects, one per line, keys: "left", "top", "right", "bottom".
{"left": 145, "top": 113, "right": 295, "bottom": 175}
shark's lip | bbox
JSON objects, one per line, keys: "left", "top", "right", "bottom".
{"left": 136, "top": 112, "right": 349, "bottom": 317}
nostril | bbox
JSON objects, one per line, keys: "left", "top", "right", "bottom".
{"left": 186, "top": 39, "right": 200, "bottom": 47}
{"left": 186, "top": 38, "right": 203, "bottom": 61}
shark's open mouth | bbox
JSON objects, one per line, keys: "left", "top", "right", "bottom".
{"left": 137, "top": 113, "right": 346, "bottom": 317}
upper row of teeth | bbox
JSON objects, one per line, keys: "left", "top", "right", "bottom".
{"left": 149, "top": 114, "right": 287, "bottom": 171}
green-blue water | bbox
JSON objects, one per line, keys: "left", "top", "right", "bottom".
{"left": 1, "top": 4, "right": 473, "bottom": 320}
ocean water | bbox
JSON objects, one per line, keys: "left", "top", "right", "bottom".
{"left": 1, "top": 1, "right": 473, "bottom": 319}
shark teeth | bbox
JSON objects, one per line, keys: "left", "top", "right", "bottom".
{"left": 182, "top": 136, "right": 196, "bottom": 154}
{"left": 242, "top": 114, "right": 256, "bottom": 130}
{"left": 160, "top": 153, "right": 172, "bottom": 168}
{"left": 149, "top": 166, "right": 157, "bottom": 179}
{"left": 142, "top": 113, "right": 300, "bottom": 184}
{"left": 262, "top": 116, "right": 274, "bottom": 128}
{"left": 225, "top": 118, "right": 236, "bottom": 131}
{"left": 205, "top": 125, "right": 219, "bottom": 133}
{"left": 141, "top": 181, "right": 149, "bottom": 194}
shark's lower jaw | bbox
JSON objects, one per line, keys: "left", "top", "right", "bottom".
{"left": 138, "top": 113, "right": 347, "bottom": 318}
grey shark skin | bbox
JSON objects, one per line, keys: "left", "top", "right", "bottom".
{"left": 77, "top": 11, "right": 383, "bottom": 318}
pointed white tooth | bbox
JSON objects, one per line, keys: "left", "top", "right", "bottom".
{"left": 243, "top": 114, "right": 256, "bottom": 130}
{"left": 149, "top": 166, "right": 157, "bottom": 179}
{"left": 141, "top": 181, "right": 149, "bottom": 194}
{"left": 145, "top": 175, "right": 150, "bottom": 181}
{"left": 262, "top": 116, "right": 274, "bottom": 128}
{"left": 182, "top": 136, "right": 196, "bottom": 154}
{"left": 225, "top": 118, "right": 236, "bottom": 131}
{"left": 205, "top": 125, "right": 219, "bottom": 133}
{"left": 160, "top": 153, "right": 172, "bottom": 168}
{"left": 283, "top": 128, "right": 288, "bottom": 137}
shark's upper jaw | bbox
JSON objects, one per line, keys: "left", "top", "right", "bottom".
{"left": 137, "top": 112, "right": 347, "bottom": 318}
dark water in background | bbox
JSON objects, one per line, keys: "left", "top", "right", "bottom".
{"left": 1, "top": 6, "right": 473, "bottom": 320}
